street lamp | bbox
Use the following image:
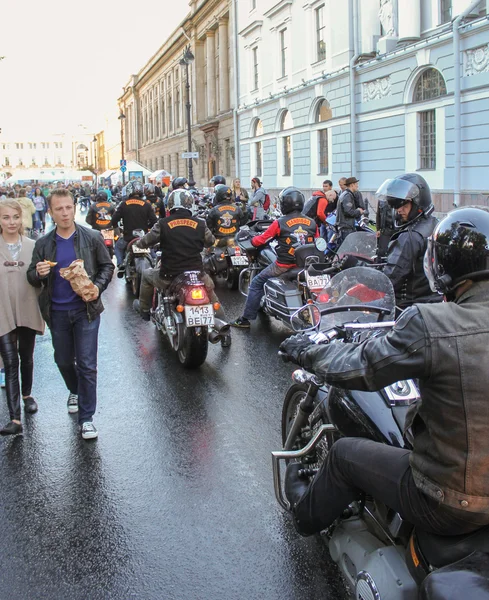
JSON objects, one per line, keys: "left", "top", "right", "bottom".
{"left": 118, "top": 110, "right": 126, "bottom": 185}
{"left": 179, "top": 45, "right": 195, "bottom": 182}
{"left": 92, "top": 136, "right": 97, "bottom": 189}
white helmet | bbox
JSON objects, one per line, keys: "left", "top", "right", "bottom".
{"left": 167, "top": 189, "right": 195, "bottom": 214}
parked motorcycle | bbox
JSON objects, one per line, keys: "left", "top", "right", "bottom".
{"left": 203, "top": 239, "right": 250, "bottom": 290}
{"left": 150, "top": 268, "right": 229, "bottom": 368}
{"left": 117, "top": 229, "right": 154, "bottom": 297}
{"left": 100, "top": 227, "right": 116, "bottom": 259}
{"left": 273, "top": 266, "right": 489, "bottom": 599}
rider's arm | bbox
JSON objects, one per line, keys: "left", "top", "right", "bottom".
{"left": 383, "top": 231, "right": 424, "bottom": 294}
{"left": 138, "top": 222, "right": 160, "bottom": 249}
{"left": 85, "top": 205, "right": 95, "bottom": 227}
{"left": 204, "top": 226, "right": 216, "bottom": 248}
{"left": 341, "top": 194, "right": 362, "bottom": 220}
{"left": 298, "top": 307, "right": 431, "bottom": 391}
{"left": 147, "top": 204, "right": 157, "bottom": 228}
{"left": 316, "top": 197, "right": 328, "bottom": 224}
{"left": 111, "top": 203, "right": 123, "bottom": 227}
{"left": 206, "top": 209, "right": 217, "bottom": 232}
{"left": 251, "top": 220, "right": 280, "bottom": 247}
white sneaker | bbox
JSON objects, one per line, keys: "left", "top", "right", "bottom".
{"left": 80, "top": 421, "right": 98, "bottom": 440}
{"left": 67, "top": 393, "right": 78, "bottom": 414}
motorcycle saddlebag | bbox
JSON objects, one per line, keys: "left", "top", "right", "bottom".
{"left": 264, "top": 278, "right": 304, "bottom": 320}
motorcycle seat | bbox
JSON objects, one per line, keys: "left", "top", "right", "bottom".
{"left": 420, "top": 552, "right": 489, "bottom": 600}
{"left": 417, "top": 523, "right": 489, "bottom": 569}
{"left": 282, "top": 267, "right": 302, "bottom": 281}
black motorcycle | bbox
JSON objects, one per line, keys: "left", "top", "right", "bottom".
{"left": 203, "top": 239, "right": 250, "bottom": 290}
{"left": 273, "top": 266, "right": 489, "bottom": 599}
{"left": 117, "top": 229, "right": 154, "bottom": 297}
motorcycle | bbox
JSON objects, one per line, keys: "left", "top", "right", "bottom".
{"left": 117, "top": 229, "right": 154, "bottom": 297}
{"left": 150, "top": 267, "right": 230, "bottom": 369}
{"left": 272, "top": 266, "right": 489, "bottom": 599}
{"left": 203, "top": 239, "right": 250, "bottom": 291}
{"left": 100, "top": 227, "right": 116, "bottom": 259}
{"left": 78, "top": 196, "right": 90, "bottom": 213}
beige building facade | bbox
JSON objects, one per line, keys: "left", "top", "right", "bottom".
{"left": 119, "top": 0, "right": 236, "bottom": 186}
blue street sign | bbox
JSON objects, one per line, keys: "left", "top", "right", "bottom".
{"left": 120, "top": 166, "right": 127, "bottom": 173}
{"left": 120, "top": 159, "right": 127, "bottom": 166}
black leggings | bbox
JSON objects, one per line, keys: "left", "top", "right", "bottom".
{"left": 0, "top": 327, "right": 37, "bottom": 421}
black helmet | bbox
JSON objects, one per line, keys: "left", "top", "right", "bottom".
{"left": 167, "top": 189, "right": 195, "bottom": 213}
{"left": 143, "top": 183, "right": 155, "bottom": 198}
{"left": 376, "top": 173, "right": 433, "bottom": 228}
{"left": 126, "top": 181, "right": 144, "bottom": 198}
{"left": 172, "top": 177, "right": 188, "bottom": 190}
{"left": 279, "top": 187, "right": 304, "bottom": 215}
{"left": 424, "top": 206, "right": 489, "bottom": 297}
{"left": 96, "top": 191, "right": 108, "bottom": 202}
{"left": 214, "top": 184, "right": 233, "bottom": 204}
{"left": 210, "top": 175, "right": 226, "bottom": 186}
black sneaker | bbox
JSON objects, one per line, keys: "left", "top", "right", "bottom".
{"left": 133, "top": 300, "right": 150, "bottom": 321}
{"left": 230, "top": 317, "right": 251, "bottom": 329}
{"left": 23, "top": 396, "right": 38, "bottom": 414}
{"left": 0, "top": 421, "right": 23, "bottom": 436}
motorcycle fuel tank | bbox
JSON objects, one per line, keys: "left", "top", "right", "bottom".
{"left": 328, "top": 387, "right": 406, "bottom": 448}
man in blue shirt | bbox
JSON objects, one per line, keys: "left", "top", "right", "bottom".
{"left": 27, "top": 189, "right": 114, "bottom": 440}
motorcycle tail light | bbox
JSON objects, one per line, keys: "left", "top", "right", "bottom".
{"left": 213, "top": 302, "right": 220, "bottom": 311}
{"left": 220, "top": 253, "right": 226, "bottom": 259}
{"left": 191, "top": 288, "right": 205, "bottom": 300}
{"left": 176, "top": 305, "right": 184, "bottom": 313}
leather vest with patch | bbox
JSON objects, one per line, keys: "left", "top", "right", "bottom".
{"left": 276, "top": 212, "right": 316, "bottom": 265}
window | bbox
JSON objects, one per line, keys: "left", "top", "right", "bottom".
{"left": 254, "top": 119, "right": 263, "bottom": 137}
{"left": 251, "top": 0, "right": 256, "bottom": 9}
{"left": 283, "top": 136, "right": 291, "bottom": 176}
{"left": 15, "top": 143, "right": 23, "bottom": 150}
{"left": 176, "top": 91, "right": 181, "bottom": 129}
{"left": 4, "top": 157, "right": 9, "bottom": 166}
{"left": 161, "top": 101, "right": 166, "bottom": 135}
{"left": 252, "top": 47, "right": 259, "bottom": 90}
{"left": 224, "top": 138, "right": 231, "bottom": 176}
{"left": 168, "top": 154, "right": 172, "bottom": 173}
{"left": 55, "top": 142, "right": 59, "bottom": 149}
{"left": 255, "top": 142, "right": 262, "bottom": 178}
{"left": 414, "top": 68, "right": 447, "bottom": 103}
{"left": 57, "top": 156, "right": 62, "bottom": 165}
{"left": 280, "top": 110, "right": 293, "bottom": 131}
{"left": 318, "top": 129, "right": 329, "bottom": 174}
{"left": 59, "top": 142, "right": 63, "bottom": 149}
{"left": 441, "top": 0, "right": 452, "bottom": 24}
{"left": 316, "top": 5, "right": 326, "bottom": 62}
{"left": 44, "top": 157, "right": 49, "bottom": 165}
{"left": 279, "top": 29, "right": 287, "bottom": 78}
{"left": 419, "top": 110, "right": 436, "bottom": 170}
{"left": 168, "top": 96, "right": 173, "bottom": 131}
{"left": 478, "top": 0, "right": 487, "bottom": 16}
{"left": 31, "top": 156, "right": 36, "bottom": 164}
{"left": 316, "top": 99, "right": 332, "bottom": 122}
{"left": 155, "top": 106, "right": 159, "bottom": 138}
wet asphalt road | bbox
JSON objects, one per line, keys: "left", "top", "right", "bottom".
{"left": 0, "top": 221, "right": 347, "bottom": 600}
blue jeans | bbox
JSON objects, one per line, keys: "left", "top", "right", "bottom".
{"left": 243, "top": 262, "right": 290, "bottom": 320}
{"left": 50, "top": 308, "right": 100, "bottom": 424}
{"left": 114, "top": 238, "right": 128, "bottom": 267}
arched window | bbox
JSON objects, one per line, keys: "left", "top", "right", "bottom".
{"left": 413, "top": 68, "right": 447, "bottom": 103}
{"left": 280, "top": 110, "right": 293, "bottom": 131}
{"left": 254, "top": 119, "right": 263, "bottom": 137}
{"left": 316, "top": 99, "right": 332, "bottom": 122}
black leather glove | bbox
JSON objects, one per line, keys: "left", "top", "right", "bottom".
{"left": 279, "top": 334, "right": 313, "bottom": 365}
{"left": 236, "top": 229, "right": 252, "bottom": 242}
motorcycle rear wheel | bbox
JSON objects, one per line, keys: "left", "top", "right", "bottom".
{"left": 177, "top": 327, "right": 208, "bottom": 369}
{"left": 226, "top": 268, "right": 239, "bottom": 290}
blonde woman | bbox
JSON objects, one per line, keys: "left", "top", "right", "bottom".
{"left": 231, "top": 178, "right": 249, "bottom": 204}
{"left": 17, "top": 188, "right": 36, "bottom": 236}
{"left": 0, "top": 199, "right": 45, "bottom": 435}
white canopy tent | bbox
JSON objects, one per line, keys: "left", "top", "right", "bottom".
{"left": 5, "top": 168, "right": 94, "bottom": 183}
{"left": 148, "top": 169, "right": 172, "bottom": 181}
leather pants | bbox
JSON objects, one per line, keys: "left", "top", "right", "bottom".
{"left": 0, "top": 327, "right": 36, "bottom": 421}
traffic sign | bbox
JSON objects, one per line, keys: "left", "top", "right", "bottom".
{"left": 120, "top": 159, "right": 127, "bottom": 166}
{"left": 120, "top": 166, "right": 127, "bottom": 173}
{"left": 181, "top": 152, "right": 199, "bottom": 159}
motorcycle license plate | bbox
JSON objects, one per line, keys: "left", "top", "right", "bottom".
{"left": 306, "top": 273, "right": 330, "bottom": 290}
{"left": 231, "top": 255, "right": 249, "bottom": 266}
{"left": 185, "top": 304, "right": 215, "bottom": 327}
{"left": 102, "top": 229, "right": 114, "bottom": 240}
{"left": 132, "top": 247, "right": 150, "bottom": 255}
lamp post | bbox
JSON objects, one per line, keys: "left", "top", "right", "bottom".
{"left": 118, "top": 110, "right": 126, "bottom": 185}
{"left": 179, "top": 45, "right": 195, "bottom": 182}
{"left": 92, "top": 136, "right": 97, "bottom": 189}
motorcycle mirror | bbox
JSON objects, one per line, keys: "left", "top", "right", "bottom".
{"left": 290, "top": 304, "right": 321, "bottom": 332}
{"left": 315, "top": 238, "right": 327, "bottom": 252}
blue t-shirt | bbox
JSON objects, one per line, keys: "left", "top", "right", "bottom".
{"left": 52, "top": 232, "right": 85, "bottom": 312}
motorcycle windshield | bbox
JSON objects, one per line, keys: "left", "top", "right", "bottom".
{"left": 337, "top": 231, "right": 377, "bottom": 261}
{"left": 316, "top": 266, "right": 395, "bottom": 330}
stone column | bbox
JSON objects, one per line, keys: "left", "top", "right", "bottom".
{"left": 206, "top": 31, "right": 216, "bottom": 118}
{"left": 398, "top": 0, "right": 420, "bottom": 42}
{"left": 218, "top": 19, "right": 229, "bottom": 112}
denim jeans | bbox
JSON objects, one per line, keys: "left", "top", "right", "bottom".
{"left": 50, "top": 308, "right": 100, "bottom": 424}
{"left": 114, "top": 238, "right": 128, "bottom": 267}
{"left": 243, "top": 262, "right": 291, "bottom": 321}
{"left": 294, "top": 437, "right": 489, "bottom": 537}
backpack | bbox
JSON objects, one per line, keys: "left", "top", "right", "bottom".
{"left": 303, "top": 195, "right": 320, "bottom": 219}
{"left": 263, "top": 193, "right": 271, "bottom": 211}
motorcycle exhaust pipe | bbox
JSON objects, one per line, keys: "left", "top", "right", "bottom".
{"left": 208, "top": 318, "right": 231, "bottom": 344}
{"left": 117, "top": 269, "right": 125, "bottom": 279}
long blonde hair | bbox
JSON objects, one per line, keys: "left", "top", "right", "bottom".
{"left": 0, "top": 199, "right": 24, "bottom": 234}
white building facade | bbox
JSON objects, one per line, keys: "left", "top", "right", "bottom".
{"left": 236, "top": 0, "right": 489, "bottom": 212}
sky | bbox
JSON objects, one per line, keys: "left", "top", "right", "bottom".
{"left": 0, "top": 0, "right": 189, "bottom": 139}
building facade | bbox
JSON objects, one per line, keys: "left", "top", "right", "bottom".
{"left": 236, "top": 0, "right": 489, "bottom": 211}
{"left": 119, "top": 0, "right": 237, "bottom": 186}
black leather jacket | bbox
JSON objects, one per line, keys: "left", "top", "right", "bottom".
{"left": 384, "top": 215, "right": 439, "bottom": 308}
{"left": 336, "top": 189, "right": 362, "bottom": 231}
{"left": 27, "top": 224, "right": 115, "bottom": 327}
{"left": 298, "top": 281, "right": 489, "bottom": 514}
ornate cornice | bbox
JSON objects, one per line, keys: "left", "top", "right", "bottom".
{"left": 362, "top": 76, "right": 392, "bottom": 102}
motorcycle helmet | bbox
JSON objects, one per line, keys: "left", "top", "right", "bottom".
{"left": 143, "top": 183, "right": 155, "bottom": 198}
{"left": 424, "top": 206, "right": 489, "bottom": 297}
{"left": 279, "top": 187, "right": 305, "bottom": 215}
{"left": 376, "top": 173, "right": 434, "bottom": 229}
{"left": 126, "top": 181, "right": 144, "bottom": 199}
{"left": 214, "top": 184, "right": 233, "bottom": 204}
{"left": 96, "top": 191, "right": 108, "bottom": 203}
{"left": 210, "top": 175, "right": 226, "bottom": 187}
{"left": 172, "top": 177, "right": 188, "bottom": 190}
{"left": 167, "top": 189, "right": 195, "bottom": 213}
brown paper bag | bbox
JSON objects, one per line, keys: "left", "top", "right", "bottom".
{"left": 59, "top": 259, "right": 98, "bottom": 302}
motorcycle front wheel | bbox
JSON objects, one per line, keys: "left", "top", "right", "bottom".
{"left": 177, "top": 327, "right": 208, "bottom": 369}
